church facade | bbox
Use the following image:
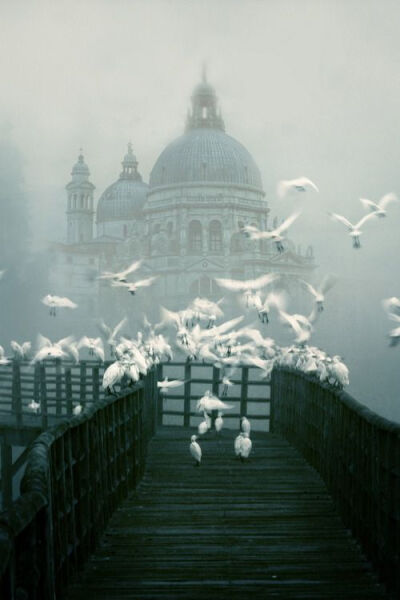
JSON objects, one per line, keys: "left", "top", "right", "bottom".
{"left": 51, "top": 75, "right": 315, "bottom": 323}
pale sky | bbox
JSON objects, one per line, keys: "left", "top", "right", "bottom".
{"left": 1, "top": 0, "right": 400, "bottom": 418}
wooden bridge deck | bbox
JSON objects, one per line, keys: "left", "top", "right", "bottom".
{"left": 65, "top": 426, "right": 388, "bottom": 600}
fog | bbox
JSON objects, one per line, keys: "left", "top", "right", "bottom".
{"left": 0, "top": 0, "right": 399, "bottom": 420}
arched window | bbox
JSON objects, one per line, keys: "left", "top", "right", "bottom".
{"left": 80, "top": 194, "right": 84, "bottom": 209}
{"left": 188, "top": 220, "right": 202, "bottom": 253}
{"left": 209, "top": 220, "right": 222, "bottom": 252}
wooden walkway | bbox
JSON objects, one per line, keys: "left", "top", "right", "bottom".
{"left": 65, "top": 427, "right": 388, "bottom": 600}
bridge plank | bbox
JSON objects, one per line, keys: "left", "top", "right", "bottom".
{"left": 65, "top": 427, "right": 388, "bottom": 600}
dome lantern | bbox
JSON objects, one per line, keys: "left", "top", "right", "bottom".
{"left": 185, "top": 68, "right": 225, "bottom": 132}
{"left": 120, "top": 143, "right": 142, "bottom": 181}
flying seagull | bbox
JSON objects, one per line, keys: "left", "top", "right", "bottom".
{"left": 243, "top": 212, "right": 301, "bottom": 253}
{"left": 277, "top": 177, "right": 319, "bottom": 198}
{"left": 329, "top": 211, "right": 378, "bottom": 248}
{"left": 360, "top": 193, "right": 398, "bottom": 218}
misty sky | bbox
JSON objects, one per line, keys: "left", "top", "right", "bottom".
{"left": 1, "top": 0, "right": 400, "bottom": 419}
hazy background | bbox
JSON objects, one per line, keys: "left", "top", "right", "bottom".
{"left": 0, "top": 0, "right": 399, "bottom": 420}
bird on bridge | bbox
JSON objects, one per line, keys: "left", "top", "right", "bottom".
{"left": 190, "top": 435, "right": 202, "bottom": 466}
{"left": 102, "top": 360, "right": 126, "bottom": 395}
{"left": 196, "top": 390, "right": 233, "bottom": 413}
{"left": 0, "top": 346, "right": 10, "bottom": 365}
{"left": 240, "top": 416, "right": 251, "bottom": 436}
{"left": 360, "top": 192, "right": 398, "bottom": 218}
{"left": 328, "top": 356, "right": 350, "bottom": 388}
{"left": 239, "top": 433, "right": 253, "bottom": 462}
{"left": 78, "top": 337, "right": 105, "bottom": 361}
{"left": 98, "top": 259, "right": 142, "bottom": 283}
{"left": 215, "top": 411, "right": 224, "bottom": 433}
{"left": 32, "top": 335, "right": 73, "bottom": 362}
{"left": 221, "top": 375, "right": 234, "bottom": 397}
{"left": 382, "top": 297, "right": 400, "bottom": 317}
{"left": 28, "top": 400, "right": 40, "bottom": 414}
{"left": 299, "top": 274, "right": 337, "bottom": 312}
{"left": 198, "top": 412, "right": 211, "bottom": 435}
{"left": 277, "top": 176, "right": 319, "bottom": 198}
{"left": 243, "top": 212, "right": 301, "bottom": 253}
{"left": 73, "top": 404, "right": 83, "bottom": 416}
{"left": 157, "top": 378, "right": 184, "bottom": 394}
{"left": 10, "top": 340, "right": 31, "bottom": 360}
{"left": 41, "top": 294, "right": 77, "bottom": 316}
{"left": 329, "top": 211, "right": 378, "bottom": 249}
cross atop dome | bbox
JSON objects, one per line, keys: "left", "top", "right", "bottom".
{"left": 185, "top": 69, "right": 225, "bottom": 132}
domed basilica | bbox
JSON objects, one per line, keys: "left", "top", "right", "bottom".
{"left": 52, "top": 73, "right": 315, "bottom": 321}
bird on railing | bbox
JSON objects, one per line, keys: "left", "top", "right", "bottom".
{"left": 328, "top": 356, "right": 350, "bottom": 388}
{"left": 77, "top": 337, "right": 105, "bottom": 361}
{"left": 102, "top": 360, "right": 126, "bottom": 395}
{"left": 0, "top": 345, "right": 11, "bottom": 365}
{"left": 190, "top": 435, "right": 202, "bottom": 467}
{"left": 41, "top": 294, "right": 77, "bottom": 316}
{"left": 73, "top": 404, "right": 82, "bottom": 415}
{"left": 10, "top": 340, "right": 31, "bottom": 360}
{"left": 31, "top": 335, "right": 74, "bottom": 362}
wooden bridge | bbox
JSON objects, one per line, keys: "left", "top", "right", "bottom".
{"left": 0, "top": 362, "right": 399, "bottom": 599}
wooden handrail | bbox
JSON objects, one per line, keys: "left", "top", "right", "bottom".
{"left": 270, "top": 367, "right": 400, "bottom": 596}
{"left": 0, "top": 369, "right": 157, "bottom": 600}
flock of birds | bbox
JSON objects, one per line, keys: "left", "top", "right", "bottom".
{"left": 0, "top": 175, "right": 399, "bottom": 462}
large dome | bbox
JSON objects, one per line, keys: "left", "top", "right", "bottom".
{"left": 149, "top": 128, "right": 263, "bottom": 191}
{"left": 96, "top": 144, "right": 148, "bottom": 223}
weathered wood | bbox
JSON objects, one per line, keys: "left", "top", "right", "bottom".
{"left": 55, "top": 358, "right": 62, "bottom": 416}
{"left": 65, "top": 367, "right": 73, "bottom": 416}
{"left": 156, "top": 363, "right": 163, "bottom": 427}
{"left": 80, "top": 361, "right": 87, "bottom": 408}
{"left": 0, "top": 439, "right": 12, "bottom": 509}
{"left": 64, "top": 427, "right": 388, "bottom": 600}
{"left": 240, "top": 365, "right": 249, "bottom": 419}
{"left": 11, "top": 360, "right": 22, "bottom": 427}
{"left": 271, "top": 368, "right": 400, "bottom": 598}
{"left": 39, "top": 364, "right": 48, "bottom": 430}
{"left": 183, "top": 362, "right": 191, "bottom": 428}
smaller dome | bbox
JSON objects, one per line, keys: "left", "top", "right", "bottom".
{"left": 96, "top": 145, "right": 148, "bottom": 223}
{"left": 71, "top": 152, "right": 90, "bottom": 178}
{"left": 192, "top": 81, "right": 216, "bottom": 97}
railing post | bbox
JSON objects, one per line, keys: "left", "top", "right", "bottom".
{"left": 0, "top": 437, "right": 12, "bottom": 509}
{"left": 240, "top": 366, "right": 249, "bottom": 421}
{"left": 12, "top": 359, "right": 22, "bottom": 427}
{"left": 65, "top": 367, "right": 72, "bottom": 416}
{"left": 156, "top": 363, "right": 163, "bottom": 428}
{"left": 55, "top": 358, "right": 62, "bottom": 416}
{"left": 92, "top": 365, "right": 99, "bottom": 403}
{"left": 40, "top": 364, "right": 48, "bottom": 430}
{"left": 80, "top": 361, "right": 87, "bottom": 409}
{"left": 183, "top": 362, "right": 192, "bottom": 428}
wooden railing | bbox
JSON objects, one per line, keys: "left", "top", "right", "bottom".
{"left": 0, "top": 358, "right": 111, "bottom": 428}
{"left": 271, "top": 367, "right": 400, "bottom": 597}
{"left": 0, "top": 369, "right": 158, "bottom": 600}
{"left": 157, "top": 361, "right": 271, "bottom": 430}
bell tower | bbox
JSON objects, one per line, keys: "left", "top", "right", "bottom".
{"left": 66, "top": 151, "right": 95, "bottom": 244}
{"left": 185, "top": 67, "right": 225, "bottom": 132}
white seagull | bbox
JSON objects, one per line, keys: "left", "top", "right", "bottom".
{"left": 41, "top": 294, "right": 77, "bottom": 316}
{"left": 157, "top": 378, "right": 184, "bottom": 394}
{"left": 299, "top": 274, "right": 337, "bottom": 312}
{"left": 329, "top": 211, "right": 378, "bottom": 248}
{"left": 215, "top": 412, "right": 224, "bottom": 433}
{"left": 98, "top": 259, "right": 142, "bottom": 282}
{"left": 243, "top": 212, "right": 301, "bottom": 253}
{"left": 277, "top": 177, "right": 319, "bottom": 198}
{"left": 0, "top": 346, "right": 10, "bottom": 365}
{"left": 240, "top": 416, "right": 251, "bottom": 435}
{"left": 77, "top": 337, "right": 105, "bottom": 361}
{"left": 112, "top": 276, "right": 157, "bottom": 295}
{"left": 239, "top": 433, "right": 253, "bottom": 461}
{"left": 360, "top": 193, "right": 398, "bottom": 217}
{"left": 10, "top": 340, "right": 31, "bottom": 360}
{"left": 190, "top": 435, "right": 202, "bottom": 466}
{"left": 196, "top": 391, "right": 233, "bottom": 413}
{"left": 28, "top": 400, "right": 40, "bottom": 414}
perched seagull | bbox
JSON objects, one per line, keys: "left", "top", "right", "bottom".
{"left": 198, "top": 412, "right": 211, "bottom": 435}
{"left": 31, "top": 335, "right": 73, "bottom": 362}
{"left": 190, "top": 435, "right": 202, "bottom": 467}
{"left": 215, "top": 412, "right": 224, "bottom": 433}
{"left": 240, "top": 416, "right": 251, "bottom": 435}
{"left": 221, "top": 375, "right": 234, "bottom": 397}
{"left": 329, "top": 356, "right": 350, "bottom": 388}
{"left": 10, "top": 340, "right": 31, "bottom": 360}
{"left": 234, "top": 432, "right": 244, "bottom": 457}
{"left": 41, "top": 294, "right": 77, "bottom": 316}
{"left": 157, "top": 378, "right": 184, "bottom": 394}
{"left": 196, "top": 391, "right": 233, "bottom": 413}
{"left": 98, "top": 317, "right": 128, "bottom": 354}
{"left": 28, "top": 400, "right": 40, "bottom": 414}
{"left": 102, "top": 360, "right": 126, "bottom": 394}
{"left": 299, "top": 275, "right": 337, "bottom": 312}
{"left": 243, "top": 212, "right": 301, "bottom": 253}
{"left": 277, "top": 177, "right": 319, "bottom": 198}
{"left": 360, "top": 193, "right": 398, "bottom": 217}
{"left": 112, "top": 276, "right": 157, "bottom": 295}
{"left": 73, "top": 404, "right": 83, "bottom": 416}
{"left": 0, "top": 346, "right": 10, "bottom": 365}
{"left": 239, "top": 433, "right": 253, "bottom": 462}
{"left": 329, "top": 211, "right": 377, "bottom": 249}
{"left": 77, "top": 337, "right": 105, "bottom": 361}
{"left": 98, "top": 259, "right": 142, "bottom": 283}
